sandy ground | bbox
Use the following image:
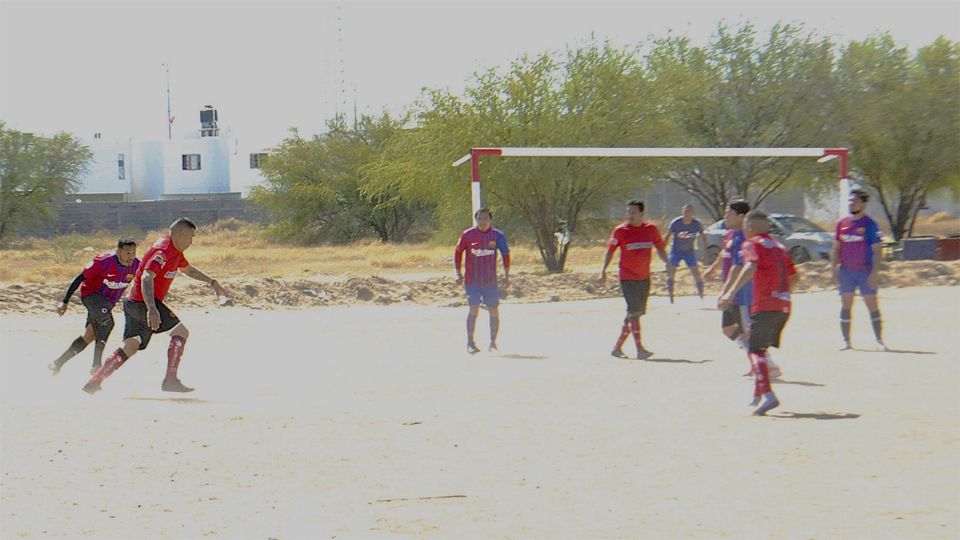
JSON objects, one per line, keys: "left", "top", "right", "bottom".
{"left": 1, "top": 287, "right": 959, "bottom": 539}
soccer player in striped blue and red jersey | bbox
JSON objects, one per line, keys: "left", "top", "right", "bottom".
{"left": 454, "top": 208, "right": 510, "bottom": 354}
{"left": 831, "top": 189, "right": 885, "bottom": 351}
{"left": 83, "top": 218, "right": 229, "bottom": 394}
{"left": 720, "top": 211, "right": 798, "bottom": 416}
{"left": 49, "top": 239, "right": 139, "bottom": 375}
{"left": 601, "top": 200, "right": 669, "bottom": 360}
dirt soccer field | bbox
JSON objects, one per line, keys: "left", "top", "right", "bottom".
{"left": 1, "top": 286, "right": 958, "bottom": 539}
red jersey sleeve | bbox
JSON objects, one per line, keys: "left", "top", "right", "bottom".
{"left": 652, "top": 225, "right": 665, "bottom": 250}
{"left": 742, "top": 241, "right": 759, "bottom": 264}
{"left": 82, "top": 258, "right": 103, "bottom": 281}
{"left": 144, "top": 249, "right": 167, "bottom": 275}
{"left": 454, "top": 232, "right": 467, "bottom": 272}
{"left": 607, "top": 227, "right": 621, "bottom": 254}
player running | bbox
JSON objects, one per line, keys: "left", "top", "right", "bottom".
{"left": 705, "top": 200, "right": 782, "bottom": 378}
{"left": 49, "top": 238, "right": 139, "bottom": 375}
{"left": 82, "top": 218, "right": 228, "bottom": 394}
{"left": 454, "top": 208, "right": 510, "bottom": 354}
{"left": 663, "top": 204, "right": 706, "bottom": 302}
{"left": 832, "top": 189, "right": 886, "bottom": 351}
{"left": 601, "top": 199, "right": 669, "bottom": 360}
{"left": 719, "top": 211, "right": 797, "bottom": 416}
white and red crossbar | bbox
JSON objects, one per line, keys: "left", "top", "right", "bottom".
{"left": 453, "top": 147, "right": 850, "bottom": 220}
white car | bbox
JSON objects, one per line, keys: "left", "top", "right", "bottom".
{"left": 703, "top": 213, "right": 834, "bottom": 264}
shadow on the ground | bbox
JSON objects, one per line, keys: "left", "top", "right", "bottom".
{"left": 499, "top": 354, "right": 550, "bottom": 360}
{"left": 773, "top": 379, "right": 826, "bottom": 387}
{"left": 771, "top": 411, "right": 861, "bottom": 420}
{"left": 645, "top": 358, "right": 713, "bottom": 364}
{"left": 124, "top": 397, "right": 214, "bottom": 404}
{"left": 857, "top": 348, "right": 936, "bottom": 355}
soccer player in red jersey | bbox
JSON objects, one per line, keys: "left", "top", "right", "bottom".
{"left": 455, "top": 208, "right": 510, "bottom": 354}
{"left": 50, "top": 238, "right": 139, "bottom": 375}
{"left": 601, "top": 200, "right": 669, "bottom": 360}
{"left": 82, "top": 218, "right": 228, "bottom": 394}
{"left": 719, "top": 211, "right": 797, "bottom": 416}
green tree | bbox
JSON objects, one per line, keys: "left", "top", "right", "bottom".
{"left": 647, "top": 23, "right": 842, "bottom": 219}
{"left": 837, "top": 35, "right": 960, "bottom": 240}
{"left": 0, "top": 123, "right": 91, "bottom": 240}
{"left": 250, "top": 113, "right": 429, "bottom": 244}
{"left": 370, "top": 41, "right": 668, "bottom": 272}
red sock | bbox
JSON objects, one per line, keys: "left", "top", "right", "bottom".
{"left": 751, "top": 353, "right": 772, "bottom": 396}
{"left": 88, "top": 349, "right": 128, "bottom": 386}
{"left": 629, "top": 318, "right": 643, "bottom": 352}
{"left": 165, "top": 336, "right": 186, "bottom": 382}
{"left": 614, "top": 322, "right": 630, "bottom": 350}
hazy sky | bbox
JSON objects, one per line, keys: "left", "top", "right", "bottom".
{"left": 1, "top": 0, "right": 957, "bottom": 147}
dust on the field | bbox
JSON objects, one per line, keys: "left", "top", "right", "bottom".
{"left": 2, "top": 260, "right": 958, "bottom": 314}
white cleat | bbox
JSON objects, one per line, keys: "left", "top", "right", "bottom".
{"left": 876, "top": 341, "right": 890, "bottom": 352}
{"left": 839, "top": 341, "right": 852, "bottom": 351}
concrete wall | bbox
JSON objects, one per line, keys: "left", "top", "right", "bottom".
{"left": 41, "top": 199, "right": 266, "bottom": 236}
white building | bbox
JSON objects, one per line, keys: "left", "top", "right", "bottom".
{"left": 74, "top": 109, "right": 269, "bottom": 201}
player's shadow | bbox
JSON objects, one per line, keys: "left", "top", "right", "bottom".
{"left": 770, "top": 411, "right": 861, "bottom": 420}
{"left": 124, "top": 397, "right": 214, "bottom": 404}
{"left": 859, "top": 348, "right": 936, "bottom": 355}
{"left": 498, "top": 354, "right": 550, "bottom": 360}
{"left": 645, "top": 358, "right": 713, "bottom": 364}
{"left": 772, "top": 379, "right": 825, "bottom": 387}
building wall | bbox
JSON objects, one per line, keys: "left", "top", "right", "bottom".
{"left": 75, "top": 137, "right": 133, "bottom": 194}
{"left": 43, "top": 199, "right": 266, "bottom": 236}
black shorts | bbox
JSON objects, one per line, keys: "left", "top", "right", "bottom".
{"left": 749, "top": 311, "right": 790, "bottom": 353}
{"left": 620, "top": 279, "right": 650, "bottom": 316}
{"left": 81, "top": 293, "right": 114, "bottom": 327}
{"left": 122, "top": 298, "right": 181, "bottom": 350}
{"left": 721, "top": 304, "right": 751, "bottom": 331}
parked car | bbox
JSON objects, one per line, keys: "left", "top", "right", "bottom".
{"left": 702, "top": 213, "right": 834, "bottom": 264}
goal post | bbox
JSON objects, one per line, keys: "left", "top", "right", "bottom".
{"left": 452, "top": 147, "right": 850, "bottom": 222}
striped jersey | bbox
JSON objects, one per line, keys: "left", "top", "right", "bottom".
{"left": 455, "top": 226, "right": 510, "bottom": 288}
{"left": 78, "top": 252, "right": 141, "bottom": 307}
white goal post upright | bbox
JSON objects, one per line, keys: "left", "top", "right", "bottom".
{"left": 453, "top": 147, "right": 850, "bottom": 222}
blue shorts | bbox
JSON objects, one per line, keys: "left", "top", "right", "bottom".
{"left": 669, "top": 251, "right": 698, "bottom": 268}
{"left": 838, "top": 267, "right": 877, "bottom": 296}
{"left": 465, "top": 285, "right": 500, "bottom": 307}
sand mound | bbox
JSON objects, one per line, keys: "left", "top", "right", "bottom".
{"left": 2, "top": 260, "right": 957, "bottom": 315}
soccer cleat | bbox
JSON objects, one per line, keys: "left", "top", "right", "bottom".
{"left": 466, "top": 343, "right": 480, "bottom": 355}
{"left": 82, "top": 382, "right": 101, "bottom": 395}
{"left": 488, "top": 342, "right": 498, "bottom": 352}
{"left": 876, "top": 340, "right": 890, "bottom": 352}
{"left": 839, "top": 341, "right": 852, "bottom": 351}
{"left": 610, "top": 349, "right": 629, "bottom": 359}
{"left": 753, "top": 396, "right": 780, "bottom": 416}
{"left": 48, "top": 362, "right": 62, "bottom": 375}
{"left": 161, "top": 378, "right": 195, "bottom": 393}
{"left": 636, "top": 349, "right": 654, "bottom": 360}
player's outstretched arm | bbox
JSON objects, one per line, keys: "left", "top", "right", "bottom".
{"left": 58, "top": 272, "right": 84, "bottom": 316}
{"left": 181, "top": 265, "right": 228, "bottom": 298}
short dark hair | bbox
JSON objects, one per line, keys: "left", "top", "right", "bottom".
{"left": 474, "top": 208, "right": 492, "bottom": 220}
{"left": 116, "top": 238, "right": 137, "bottom": 249}
{"left": 728, "top": 200, "right": 750, "bottom": 215}
{"left": 627, "top": 199, "right": 644, "bottom": 212}
{"left": 850, "top": 189, "right": 870, "bottom": 203}
{"left": 170, "top": 217, "right": 197, "bottom": 231}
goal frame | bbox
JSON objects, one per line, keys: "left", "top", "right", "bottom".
{"left": 453, "top": 147, "right": 850, "bottom": 223}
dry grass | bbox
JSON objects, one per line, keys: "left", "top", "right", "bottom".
{"left": 0, "top": 224, "right": 624, "bottom": 284}
{"left": 3, "top": 214, "right": 955, "bottom": 285}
